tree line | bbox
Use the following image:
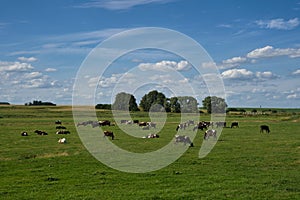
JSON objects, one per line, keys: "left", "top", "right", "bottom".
{"left": 96, "top": 90, "right": 227, "bottom": 113}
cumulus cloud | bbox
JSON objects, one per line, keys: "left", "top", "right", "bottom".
{"left": 221, "top": 69, "right": 254, "bottom": 80}
{"left": 138, "top": 60, "right": 191, "bottom": 72}
{"left": 0, "top": 60, "right": 60, "bottom": 90}
{"left": 17, "top": 56, "right": 37, "bottom": 62}
{"left": 292, "top": 69, "right": 300, "bottom": 75}
{"left": 0, "top": 61, "right": 34, "bottom": 72}
{"left": 222, "top": 56, "right": 247, "bottom": 65}
{"left": 247, "top": 46, "right": 300, "bottom": 58}
{"left": 256, "top": 18, "right": 300, "bottom": 30}
{"left": 88, "top": 73, "right": 123, "bottom": 88}
{"left": 221, "top": 56, "right": 248, "bottom": 68}
{"left": 222, "top": 69, "right": 278, "bottom": 81}
{"left": 255, "top": 71, "right": 278, "bottom": 80}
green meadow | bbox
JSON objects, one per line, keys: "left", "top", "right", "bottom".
{"left": 0, "top": 106, "right": 299, "bottom": 199}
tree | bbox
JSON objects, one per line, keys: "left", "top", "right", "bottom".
{"left": 112, "top": 92, "right": 139, "bottom": 111}
{"left": 202, "top": 96, "right": 227, "bottom": 114}
{"left": 139, "top": 90, "right": 167, "bottom": 112}
{"left": 177, "top": 96, "right": 198, "bottom": 113}
{"left": 169, "top": 97, "right": 181, "bottom": 113}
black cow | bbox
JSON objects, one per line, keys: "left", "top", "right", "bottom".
{"left": 21, "top": 132, "right": 28, "bottom": 136}
{"left": 34, "top": 130, "right": 48, "bottom": 135}
{"left": 260, "top": 125, "right": 270, "bottom": 133}
{"left": 231, "top": 122, "right": 239, "bottom": 128}
{"left": 99, "top": 120, "right": 111, "bottom": 126}
{"left": 139, "top": 122, "right": 147, "bottom": 127}
{"left": 103, "top": 131, "right": 114, "bottom": 140}
{"left": 56, "top": 125, "right": 66, "bottom": 129}
{"left": 193, "top": 122, "right": 208, "bottom": 131}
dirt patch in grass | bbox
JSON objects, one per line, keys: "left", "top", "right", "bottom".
{"left": 37, "top": 152, "right": 69, "bottom": 158}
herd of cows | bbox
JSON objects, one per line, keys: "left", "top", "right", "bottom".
{"left": 20, "top": 118, "right": 271, "bottom": 146}
{"left": 75, "top": 119, "right": 271, "bottom": 147}
{"left": 21, "top": 120, "right": 71, "bottom": 143}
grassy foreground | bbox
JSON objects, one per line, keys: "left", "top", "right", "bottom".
{"left": 0, "top": 106, "right": 299, "bottom": 199}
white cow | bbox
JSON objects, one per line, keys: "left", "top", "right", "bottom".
{"left": 58, "top": 138, "right": 67, "bottom": 144}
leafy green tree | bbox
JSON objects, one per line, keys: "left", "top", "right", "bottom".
{"left": 202, "top": 96, "right": 227, "bottom": 114}
{"left": 169, "top": 97, "right": 181, "bottom": 113}
{"left": 112, "top": 92, "right": 139, "bottom": 111}
{"left": 177, "top": 96, "right": 198, "bottom": 113}
{"left": 139, "top": 90, "right": 167, "bottom": 112}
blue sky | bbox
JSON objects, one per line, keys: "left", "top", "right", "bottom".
{"left": 0, "top": 0, "right": 300, "bottom": 108}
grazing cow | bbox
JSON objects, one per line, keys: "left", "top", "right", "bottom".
{"left": 260, "top": 125, "right": 270, "bottom": 133}
{"left": 120, "top": 119, "right": 128, "bottom": 124}
{"left": 204, "top": 129, "right": 217, "bottom": 140}
{"left": 56, "top": 125, "right": 66, "bottom": 129}
{"left": 56, "top": 130, "right": 70, "bottom": 134}
{"left": 139, "top": 122, "right": 147, "bottom": 127}
{"left": 176, "top": 123, "right": 187, "bottom": 131}
{"left": 174, "top": 135, "right": 194, "bottom": 147}
{"left": 91, "top": 121, "right": 100, "bottom": 128}
{"left": 143, "top": 133, "right": 160, "bottom": 138}
{"left": 103, "top": 131, "right": 114, "bottom": 140}
{"left": 21, "top": 132, "right": 28, "bottom": 136}
{"left": 99, "top": 120, "right": 111, "bottom": 126}
{"left": 231, "top": 122, "right": 239, "bottom": 128}
{"left": 34, "top": 130, "right": 48, "bottom": 135}
{"left": 147, "top": 122, "right": 156, "bottom": 128}
{"left": 55, "top": 120, "right": 62, "bottom": 125}
{"left": 187, "top": 120, "right": 195, "bottom": 126}
{"left": 215, "top": 121, "right": 226, "bottom": 128}
{"left": 58, "top": 138, "right": 67, "bottom": 144}
{"left": 193, "top": 122, "right": 208, "bottom": 131}
{"left": 133, "top": 120, "right": 139, "bottom": 124}
{"left": 77, "top": 121, "right": 88, "bottom": 127}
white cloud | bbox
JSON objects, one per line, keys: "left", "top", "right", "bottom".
{"left": 45, "top": 68, "right": 57, "bottom": 72}
{"left": 76, "top": 0, "right": 174, "bottom": 10}
{"left": 0, "top": 61, "right": 34, "bottom": 72}
{"left": 255, "top": 71, "right": 278, "bottom": 80}
{"left": 287, "top": 93, "right": 298, "bottom": 99}
{"left": 222, "top": 69, "right": 278, "bottom": 81}
{"left": 221, "top": 56, "right": 248, "bottom": 68}
{"left": 247, "top": 46, "right": 300, "bottom": 58}
{"left": 256, "top": 18, "right": 300, "bottom": 30}
{"left": 222, "top": 56, "right": 247, "bottom": 65}
{"left": 138, "top": 60, "right": 191, "bottom": 72}
{"left": 88, "top": 73, "right": 123, "bottom": 88}
{"left": 17, "top": 56, "right": 37, "bottom": 62}
{"left": 221, "top": 69, "right": 254, "bottom": 80}
{"left": 292, "top": 69, "right": 300, "bottom": 75}
{"left": 23, "top": 72, "right": 43, "bottom": 79}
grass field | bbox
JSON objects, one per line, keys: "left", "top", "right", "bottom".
{"left": 0, "top": 105, "right": 299, "bottom": 199}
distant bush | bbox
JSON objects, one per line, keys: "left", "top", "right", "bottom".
{"left": 0, "top": 102, "right": 10, "bottom": 105}
{"left": 25, "top": 100, "right": 56, "bottom": 106}
{"left": 95, "top": 104, "right": 111, "bottom": 110}
{"left": 226, "top": 108, "right": 246, "bottom": 113}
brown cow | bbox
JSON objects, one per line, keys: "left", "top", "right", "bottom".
{"left": 103, "top": 131, "right": 114, "bottom": 140}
